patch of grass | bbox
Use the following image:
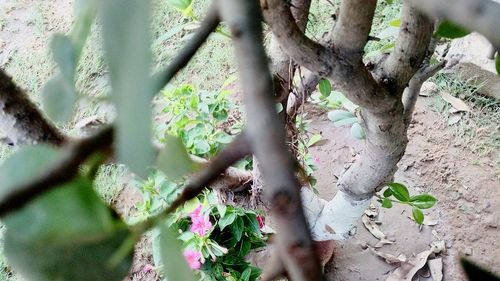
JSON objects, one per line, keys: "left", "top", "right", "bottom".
{"left": 429, "top": 73, "right": 500, "bottom": 159}
{"left": 94, "top": 164, "right": 129, "bottom": 205}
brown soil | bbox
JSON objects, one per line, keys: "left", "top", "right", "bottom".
{"left": 306, "top": 99, "right": 499, "bottom": 280}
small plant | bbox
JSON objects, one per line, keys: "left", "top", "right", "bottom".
{"left": 158, "top": 84, "right": 236, "bottom": 157}
{"left": 377, "top": 182, "right": 437, "bottom": 224}
{"left": 150, "top": 191, "right": 266, "bottom": 281}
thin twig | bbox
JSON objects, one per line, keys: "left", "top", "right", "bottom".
{"left": 152, "top": 2, "right": 220, "bottom": 93}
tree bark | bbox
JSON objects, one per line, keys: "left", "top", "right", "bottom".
{"left": 264, "top": 0, "right": 434, "bottom": 240}
{"left": 0, "top": 70, "right": 66, "bottom": 146}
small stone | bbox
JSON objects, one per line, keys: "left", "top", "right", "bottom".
{"left": 464, "top": 248, "right": 473, "bottom": 256}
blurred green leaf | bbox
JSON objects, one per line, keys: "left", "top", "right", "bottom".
{"left": 167, "top": 0, "right": 192, "bottom": 10}
{"left": 3, "top": 178, "right": 132, "bottom": 281}
{"left": 461, "top": 258, "right": 500, "bottom": 281}
{"left": 389, "top": 19, "right": 400, "bottom": 27}
{"left": 102, "top": 0, "right": 155, "bottom": 178}
{"left": 327, "top": 110, "right": 355, "bottom": 122}
{"left": 306, "top": 134, "right": 322, "bottom": 148}
{"left": 72, "top": 0, "right": 98, "bottom": 55}
{"left": 42, "top": 75, "right": 77, "bottom": 123}
{"left": 410, "top": 194, "right": 437, "bottom": 209}
{"left": 159, "top": 224, "right": 196, "bottom": 281}
{"left": 350, "top": 122, "right": 366, "bottom": 140}
{"left": 0, "top": 145, "right": 58, "bottom": 198}
{"left": 157, "top": 135, "right": 195, "bottom": 181}
{"left": 50, "top": 34, "right": 76, "bottom": 83}
{"left": 435, "top": 21, "right": 470, "bottom": 39}
{"left": 381, "top": 198, "right": 393, "bottom": 208}
{"left": 318, "top": 78, "right": 332, "bottom": 98}
{"left": 412, "top": 207, "right": 424, "bottom": 224}
{"left": 387, "top": 182, "right": 410, "bottom": 202}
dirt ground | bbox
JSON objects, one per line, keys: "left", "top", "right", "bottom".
{"left": 306, "top": 99, "right": 500, "bottom": 280}
{"left": 1, "top": 1, "right": 499, "bottom": 281}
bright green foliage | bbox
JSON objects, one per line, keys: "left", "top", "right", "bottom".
{"left": 318, "top": 78, "right": 332, "bottom": 98}
{"left": 435, "top": 21, "right": 470, "bottom": 39}
{"left": 138, "top": 176, "right": 266, "bottom": 281}
{"left": 380, "top": 182, "right": 437, "bottom": 225}
{"left": 411, "top": 207, "right": 424, "bottom": 224}
{"left": 101, "top": 0, "right": 155, "bottom": 178}
{"left": 3, "top": 178, "right": 132, "bottom": 281}
{"left": 159, "top": 85, "right": 235, "bottom": 157}
{"left": 387, "top": 183, "right": 410, "bottom": 202}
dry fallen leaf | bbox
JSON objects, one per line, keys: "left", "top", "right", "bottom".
{"left": 428, "top": 258, "right": 443, "bottom": 281}
{"left": 362, "top": 214, "right": 395, "bottom": 246}
{"left": 386, "top": 241, "right": 445, "bottom": 281}
{"left": 447, "top": 114, "right": 462, "bottom": 126}
{"left": 441, "top": 91, "right": 470, "bottom": 112}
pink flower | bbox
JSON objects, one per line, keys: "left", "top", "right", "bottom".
{"left": 189, "top": 204, "right": 213, "bottom": 237}
{"left": 314, "top": 156, "right": 321, "bottom": 165}
{"left": 142, "top": 264, "right": 155, "bottom": 273}
{"left": 257, "top": 215, "right": 265, "bottom": 229}
{"left": 183, "top": 249, "right": 202, "bottom": 270}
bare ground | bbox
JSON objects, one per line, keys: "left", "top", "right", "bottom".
{"left": 306, "top": 99, "right": 499, "bottom": 280}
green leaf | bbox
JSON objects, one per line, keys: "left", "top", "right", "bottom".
{"left": 158, "top": 224, "right": 197, "bottom": 281}
{"left": 0, "top": 145, "right": 58, "bottom": 198}
{"left": 381, "top": 198, "right": 393, "bottom": 208}
{"left": 72, "top": 0, "right": 98, "bottom": 55}
{"left": 157, "top": 135, "right": 195, "bottom": 180}
{"left": 102, "top": 0, "right": 155, "bottom": 178}
{"left": 495, "top": 55, "right": 499, "bottom": 76}
{"left": 331, "top": 116, "right": 358, "bottom": 127}
{"left": 327, "top": 110, "right": 355, "bottom": 122}
{"left": 275, "top": 102, "right": 284, "bottom": 113}
{"left": 241, "top": 268, "right": 252, "bottom": 281}
{"left": 435, "top": 21, "right": 470, "bottom": 39}
{"left": 389, "top": 19, "right": 400, "bottom": 27}
{"left": 42, "top": 75, "right": 77, "bottom": 123}
{"left": 387, "top": 182, "right": 410, "bottom": 202}
{"left": 383, "top": 188, "right": 393, "bottom": 198}
{"left": 318, "top": 78, "right": 332, "bottom": 98}
{"left": 410, "top": 194, "right": 437, "bottom": 209}
{"left": 167, "top": 0, "right": 192, "bottom": 10}
{"left": 385, "top": 0, "right": 394, "bottom": 4}
{"left": 218, "top": 212, "right": 237, "bottom": 231}
{"left": 306, "top": 134, "right": 322, "bottom": 148}
{"left": 3, "top": 178, "right": 132, "bottom": 281}
{"left": 50, "top": 34, "right": 77, "bottom": 83}
{"left": 230, "top": 216, "right": 244, "bottom": 242}
{"left": 412, "top": 207, "right": 424, "bottom": 225}
{"left": 350, "top": 122, "right": 366, "bottom": 140}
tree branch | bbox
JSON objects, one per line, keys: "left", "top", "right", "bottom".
{"left": 409, "top": 0, "right": 500, "bottom": 47}
{"left": 381, "top": 0, "right": 434, "bottom": 94}
{"left": 263, "top": 0, "right": 392, "bottom": 112}
{"left": 0, "top": 126, "right": 113, "bottom": 217}
{"left": 0, "top": 69, "right": 66, "bottom": 146}
{"left": 164, "top": 132, "right": 252, "bottom": 214}
{"left": 219, "top": 0, "right": 322, "bottom": 280}
{"left": 403, "top": 60, "right": 446, "bottom": 126}
{"left": 331, "top": 0, "right": 377, "bottom": 59}
{"left": 152, "top": 2, "right": 220, "bottom": 93}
